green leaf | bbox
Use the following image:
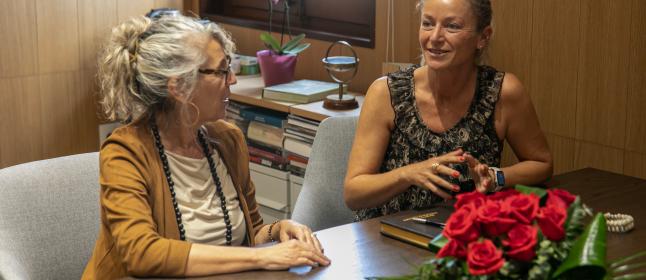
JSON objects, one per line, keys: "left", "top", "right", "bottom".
{"left": 428, "top": 233, "right": 448, "bottom": 253}
{"left": 283, "top": 43, "right": 310, "bottom": 55}
{"left": 611, "top": 272, "right": 646, "bottom": 280}
{"left": 553, "top": 213, "right": 607, "bottom": 280}
{"left": 612, "top": 262, "right": 646, "bottom": 274}
{"left": 514, "top": 184, "right": 547, "bottom": 198}
{"left": 610, "top": 251, "right": 646, "bottom": 269}
{"left": 281, "top": 33, "right": 306, "bottom": 51}
{"left": 260, "top": 33, "right": 282, "bottom": 53}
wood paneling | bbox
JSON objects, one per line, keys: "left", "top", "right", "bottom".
{"left": 36, "top": 0, "right": 80, "bottom": 73}
{"left": 546, "top": 134, "right": 575, "bottom": 175}
{"left": 39, "top": 72, "right": 82, "bottom": 159}
{"left": 575, "top": 0, "right": 631, "bottom": 149}
{"left": 0, "top": 77, "right": 42, "bottom": 167}
{"left": 529, "top": 0, "right": 579, "bottom": 138}
{"left": 624, "top": 152, "right": 646, "bottom": 180}
{"left": 154, "top": 0, "right": 183, "bottom": 10}
{"left": 0, "top": 0, "right": 38, "bottom": 78}
{"left": 574, "top": 141, "right": 624, "bottom": 174}
{"left": 117, "top": 0, "right": 154, "bottom": 22}
{"left": 78, "top": 0, "right": 117, "bottom": 70}
{"left": 488, "top": 0, "right": 533, "bottom": 87}
{"left": 625, "top": 0, "right": 646, "bottom": 153}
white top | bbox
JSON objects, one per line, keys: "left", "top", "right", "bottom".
{"left": 166, "top": 149, "right": 247, "bottom": 246}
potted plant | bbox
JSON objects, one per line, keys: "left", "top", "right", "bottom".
{"left": 256, "top": 0, "right": 310, "bottom": 86}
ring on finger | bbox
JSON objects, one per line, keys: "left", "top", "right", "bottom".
{"left": 431, "top": 162, "right": 440, "bottom": 173}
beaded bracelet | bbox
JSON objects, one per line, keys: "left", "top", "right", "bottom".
{"left": 604, "top": 212, "right": 634, "bottom": 233}
{"left": 267, "top": 221, "right": 279, "bottom": 242}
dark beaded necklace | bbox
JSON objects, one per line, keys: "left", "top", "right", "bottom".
{"left": 151, "top": 121, "right": 233, "bottom": 245}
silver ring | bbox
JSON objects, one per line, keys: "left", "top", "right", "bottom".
{"left": 431, "top": 162, "right": 440, "bottom": 173}
{"left": 311, "top": 233, "right": 317, "bottom": 238}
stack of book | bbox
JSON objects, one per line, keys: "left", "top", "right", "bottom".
{"left": 240, "top": 107, "right": 289, "bottom": 171}
{"left": 225, "top": 101, "right": 250, "bottom": 134}
{"left": 284, "top": 115, "right": 319, "bottom": 177}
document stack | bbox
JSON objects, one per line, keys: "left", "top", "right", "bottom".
{"left": 240, "top": 107, "right": 288, "bottom": 171}
{"left": 225, "top": 101, "right": 250, "bottom": 135}
{"left": 284, "top": 115, "right": 318, "bottom": 177}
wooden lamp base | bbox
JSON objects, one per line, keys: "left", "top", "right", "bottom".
{"left": 323, "top": 94, "right": 359, "bottom": 110}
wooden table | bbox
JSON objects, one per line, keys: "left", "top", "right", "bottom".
{"left": 136, "top": 168, "right": 646, "bottom": 279}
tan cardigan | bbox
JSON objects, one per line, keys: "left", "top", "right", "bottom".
{"left": 82, "top": 119, "right": 264, "bottom": 279}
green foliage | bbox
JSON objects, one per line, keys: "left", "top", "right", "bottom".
{"left": 260, "top": 32, "right": 310, "bottom": 55}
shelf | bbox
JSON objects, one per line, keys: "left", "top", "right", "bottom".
{"left": 229, "top": 75, "right": 363, "bottom": 122}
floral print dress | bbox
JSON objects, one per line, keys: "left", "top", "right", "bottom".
{"left": 355, "top": 65, "right": 505, "bottom": 221}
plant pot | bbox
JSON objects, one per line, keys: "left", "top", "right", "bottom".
{"left": 256, "top": 49, "right": 297, "bottom": 87}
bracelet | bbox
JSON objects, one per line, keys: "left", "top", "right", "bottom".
{"left": 267, "top": 221, "right": 279, "bottom": 242}
{"left": 604, "top": 212, "right": 634, "bottom": 233}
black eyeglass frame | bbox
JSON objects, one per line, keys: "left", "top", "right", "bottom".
{"left": 197, "top": 56, "right": 233, "bottom": 82}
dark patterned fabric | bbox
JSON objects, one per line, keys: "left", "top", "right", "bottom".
{"left": 355, "top": 65, "right": 505, "bottom": 221}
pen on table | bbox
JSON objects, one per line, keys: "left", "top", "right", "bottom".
{"left": 411, "top": 217, "right": 446, "bottom": 228}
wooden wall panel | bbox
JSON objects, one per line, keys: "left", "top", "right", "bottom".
{"left": 36, "top": 0, "right": 80, "bottom": 73}
{"left": 546, "top": 134, "right": 575, "bottom": 175}
{"left": 488, "top": 0, "right": 533, "bottom": 87}
{"left": 154, "top": 0, "right": 183, "bottom": 10}
{"left": 529, "top": 0, "right": 579, "bottom": 138}
{"left": 575, "top": 0, "right": 631, "bottom": 149}
{"left": 117, "top": 0, "right": 154, "bottom": 22}
{"left": 574, "top": 141, "right": 624, "bottom": 174}
{"left": 624, "top": 152, "right": 646, "bottom": 180}
{"left": 77, "top": 71, "right": 100, "bottom": 152}
{"left": 0, "top": 77, "right": 43, "bottom": 167}
{"left": 624, "top": 0, "right": 646, "bottom": 153}
{"left": 39, "top": 72, "right": 82, "bottom": 159}
{"left": 0, "top": 0, "right": 38, "bottom": 78}
{"left": 78, "top": 0, "right": 117, "bottom": 70}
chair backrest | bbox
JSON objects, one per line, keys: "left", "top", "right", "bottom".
{"left": 0, "top": 152, "right": 100, "bottom": 280}
{"left": 291, "top": 116, "right": 358, "bottom": 231}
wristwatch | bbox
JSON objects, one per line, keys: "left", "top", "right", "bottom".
{"left": 489, "top": 167, "right": 505, "bottom": 192}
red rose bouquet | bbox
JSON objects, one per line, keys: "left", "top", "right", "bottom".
{"left": 380, "top": 185, "right": 646, "bottom": 280}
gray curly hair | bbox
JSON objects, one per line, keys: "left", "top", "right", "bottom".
{"left": 98, "top": 14, "right": 236, "bottom": 122}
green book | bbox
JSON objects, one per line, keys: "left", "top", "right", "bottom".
{"left": 262, "top": 79, "right": 346, "bottom": 103}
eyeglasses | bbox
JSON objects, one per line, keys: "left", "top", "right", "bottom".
{"left": 198, "top": 63, "right": 232, "bottom": 83}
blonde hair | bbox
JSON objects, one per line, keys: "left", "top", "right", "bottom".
{"left": 98, "top": 15, "right": 236, "bottom": 122}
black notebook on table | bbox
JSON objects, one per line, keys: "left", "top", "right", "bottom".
{"left": 379, "top": 204, "right": 454, "bottom": 250}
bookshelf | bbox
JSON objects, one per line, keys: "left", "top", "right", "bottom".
{"left": 229, "top": 75, "right": 363, "bottom": 222}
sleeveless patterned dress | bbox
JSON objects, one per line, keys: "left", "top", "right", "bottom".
{"left": 355, "top": 65, "right": 505, "bottom": 221}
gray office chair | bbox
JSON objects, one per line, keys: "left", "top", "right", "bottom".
{"left": 291, "top": 116, "right": 358, "bottom": 231}
{"left": 0, "top": 152, "right": 100, "bottom": 280}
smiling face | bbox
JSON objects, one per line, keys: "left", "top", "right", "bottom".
{"left": 419, "top": 0, "right": 491, "bottom": 70}
{"left": 190, "top": 38, "right": 237, "bottom": 122}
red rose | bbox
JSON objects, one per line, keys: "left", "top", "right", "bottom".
{"left": 477, "top": 199, "right": 517, "bottom": 237}
{"left": 536, "top": 206, "right": 567, "bottom": 241}
{"left": 504, "top": 193, "right": 540, "bottom": 224}
{"left": 467, "top": 239, "right": 505, "bottom": 275}
{"left": 546, "top": 189, "right": 577, "bottom": 209}
{"left": 488, "top": 188, "right": 520, "bottom": 201}
{"left": 436, "top": 238, "right": 467, "bottom": 259}
{"left": 443, "top": 204, "right": 479, "bottom": 243}
{"left": 502, "top": 224, "right": 538, "bottom": 262}
{"left": 454, "top": 191, "right": 486, "bottom": 210}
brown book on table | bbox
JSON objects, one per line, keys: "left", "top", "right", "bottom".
{"left": 380, "top": 204, "right": 454, "bottom": 250}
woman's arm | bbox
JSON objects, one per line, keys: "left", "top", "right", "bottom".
{"left": 185, "top": 240, "right": 329, "bottom": 276}
{"left": 497, "top": 73, "right": 553, "bottom": 186}
{"left": 343, "top": 78, "right": 463, "bottom": 210}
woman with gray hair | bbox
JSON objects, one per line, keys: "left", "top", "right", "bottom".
{"left": 82, "top": 14, "right": 329, "bottom": 279}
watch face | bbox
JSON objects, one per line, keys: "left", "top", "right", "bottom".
{"left": 495, "top": 170, "right": 505, "bottom": 186}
